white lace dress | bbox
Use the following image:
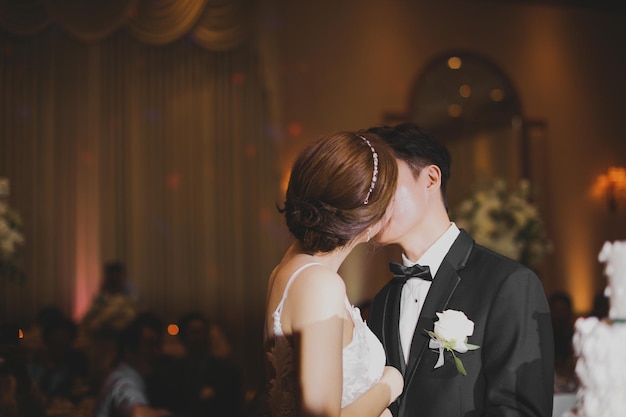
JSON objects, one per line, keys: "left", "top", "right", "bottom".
{"left": 266, "top": 263, "right": 386, "bottom": 417}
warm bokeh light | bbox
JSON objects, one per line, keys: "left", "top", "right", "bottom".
{"left": 18, "top": 328, "right": 23, "bottom": 339}
{"left": 296, "top": 60, "right": 310, "bottom": 74}
{"left": 232, "top": 72, "right": 245, "bottom": 85}
{"left": 607, "top": 167, "right": 626, "bottom": 188}
{"left": 259, "top": 206, "right": 272, "bottom": 225}
{"left": 245, "top": 144, "right": 257, "bottom": 159}
{"left": 490, "top": 88, "right": 504, "bottom": 102}
{"left": 167, "top": 324, "right": 179, "bottom": 336}
{"left": 591, "top": 166, "right": 626, "bottom": 211}
{"left": 447, "top": 56, "right": 462, "bottom": 69}
{"left": 459, "top": 84, "right": 471, "bottom": 98}
{"left": 79, "top": 150, "right": 95, "bottom": 166}
{"left": 166, "top": 172, "right": 181, "bottom": 190}
{"left": 287, "top": 122, "right": 302, "bottom": 138}
{"left": 447, "top": 103, "right": 462, "bottom": 117}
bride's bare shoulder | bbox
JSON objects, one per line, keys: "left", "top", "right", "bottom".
{"left": 272, "top": 260, "right": 344, "bottom": 292}
{"left": 291, "top": 264, "right": 345, "bottom": 293}
{"left": 285, "top": 264, "right": 346, "bottom": 324}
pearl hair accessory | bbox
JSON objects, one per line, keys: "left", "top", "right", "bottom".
{"left": 359, "top": 135, "right": 379, "bottom": 205}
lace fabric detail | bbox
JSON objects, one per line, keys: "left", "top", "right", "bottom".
{"left": 267, "top": 336, "right": 297, "bottom": 417}
{"left": 266, "top": 263, "right": 386, "bottom": 416}
{"left": 341, "top": 304, "right": 386, "bottom": 407}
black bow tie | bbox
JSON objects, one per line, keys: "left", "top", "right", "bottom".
{"left": 389, "top": 261, "right": 433, "bottom": 284}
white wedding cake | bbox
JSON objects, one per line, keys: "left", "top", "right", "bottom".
{"left": 564, "top": 240, "right": 626, "bottom": 417}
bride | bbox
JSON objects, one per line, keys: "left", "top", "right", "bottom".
{"left": 264, "top": 130, "right": 403, "bottom": 417}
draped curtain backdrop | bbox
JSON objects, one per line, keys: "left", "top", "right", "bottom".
{"left": 0, "top": 0, "right": 284, "bottom": 387}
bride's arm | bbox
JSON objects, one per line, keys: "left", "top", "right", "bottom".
{"left": 378, "top": 408, "right": 393, "bottom": 417}
{"left": 289, "top": 269, "right": 345, "bottom": 417}
{"left": 287, "top": 268, "right": 402, "bottom": 417}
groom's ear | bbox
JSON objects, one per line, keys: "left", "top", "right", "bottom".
{"left": 425, "top": 165, "right": 442, "bottom": 190}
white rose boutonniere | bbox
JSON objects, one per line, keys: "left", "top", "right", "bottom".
{"left": 426, "top": 309, "right": 480, "bottom": 376}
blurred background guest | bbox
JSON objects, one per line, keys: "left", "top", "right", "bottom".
{"left": 79, "top": 261, "right": 139, "bottom": 390}
{"left": 20, "top": 306, "right": 66, "bottom": 353}
{"left": 549, "top": 291, "right": 578, "bottom": 393}
{"left": 81, "top": 261, "right": 139, "bottom": 338}
{"left": 93, "top": 312, "right": 171, "bottom": 417}
{"left": 589, "top": 291, "right": 609, "bottom": 320}
{"left": 0, "top": 323, "right": 47, "bottom": 417}
{"left": 151, "top": 312, "right": 243, "bottom": 417}
{"left": 26, "top": 313, "right": 90, "bottom": 405}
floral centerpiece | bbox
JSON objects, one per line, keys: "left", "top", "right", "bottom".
{"left": 0, "top": 177, "right": 25, "bottom": 283}
{"left": 451, "top": 178, "right": 552, "bottom": 269}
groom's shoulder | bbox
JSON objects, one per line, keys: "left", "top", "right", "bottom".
{"left": 468, "top": 241, "right": 535, "bottom": 278}
{"left": 463, "top": 245, "right": 546, "bottom": 305}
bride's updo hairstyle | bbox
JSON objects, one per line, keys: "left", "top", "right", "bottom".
{"left": 281, "top": 131, "right": 398, "bottom": 254}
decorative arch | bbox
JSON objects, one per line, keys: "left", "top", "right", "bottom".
{"left": 386, "top": 50, "right": 548, "bottom": 210}
{"left": 408, "top": 50, "right": 523, "bottom": 143}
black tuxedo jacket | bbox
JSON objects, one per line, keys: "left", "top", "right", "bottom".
{"left": 368, "top": 230, "right": 554, "bottom": 417}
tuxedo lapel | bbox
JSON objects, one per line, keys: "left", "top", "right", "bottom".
{"left": 403, "top": 261, "right": 460, "bottom": 383}
{"left": 403, "top": 231, "right": 474, "bottom": 385}
{"left": 381, "top": 279, "right": 406, "bottom": 372}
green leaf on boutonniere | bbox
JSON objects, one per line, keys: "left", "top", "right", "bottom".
{"left": 454, "top": 356, "right": 467, "bottom": 376}
{"left": 466, "top": 343, "right": 480, "bottom": 350}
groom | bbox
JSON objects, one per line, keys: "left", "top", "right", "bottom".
{"left": 366, "top": 123, "right": 554, "bottom": 417}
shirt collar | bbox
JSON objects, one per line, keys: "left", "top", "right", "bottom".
{"left": 402, "top": 222, "right": 460, "bottom": 277}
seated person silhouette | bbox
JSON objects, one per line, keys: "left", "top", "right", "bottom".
{"left": 93, "top": 312, "right": 171, "bottom": 417}
{"left": 81, "top": 261, "right": 138, "bottom": 338}
{"left": 0, "top": 322, "right": 47, "bottom": 417}
{"left": 151, "top": 312, "right": 243, "bottom": 417}
{"left": 80, "top": 261, "right": 139, "bottom": 390}
{"left": 26, "top": 314, "right": 90, "bottom": 403}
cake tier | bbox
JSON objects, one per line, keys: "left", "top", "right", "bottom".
{"left": 566, "top": 317, "right": 626, "bottom": 417}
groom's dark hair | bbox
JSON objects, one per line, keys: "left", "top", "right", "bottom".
{"left": 366, "top": 123, "right": 451, "bottom": 209}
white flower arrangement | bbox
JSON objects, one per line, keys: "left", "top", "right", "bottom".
{"left": 426, "top": 310, "right": 480, "bottom": 376}
{"left": 451, "top": 178, "right": 552, "bottom": 269}
{"left": 0, "top": 177, "right": 25, "bottom": 283}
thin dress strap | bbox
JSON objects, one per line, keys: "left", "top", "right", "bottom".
{"left": 272, "top": 262, "right": 322, "bottom": 337}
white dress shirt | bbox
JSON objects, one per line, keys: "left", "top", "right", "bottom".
{"left": 399, "top": 223, "right": 460, "bottom": 363}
